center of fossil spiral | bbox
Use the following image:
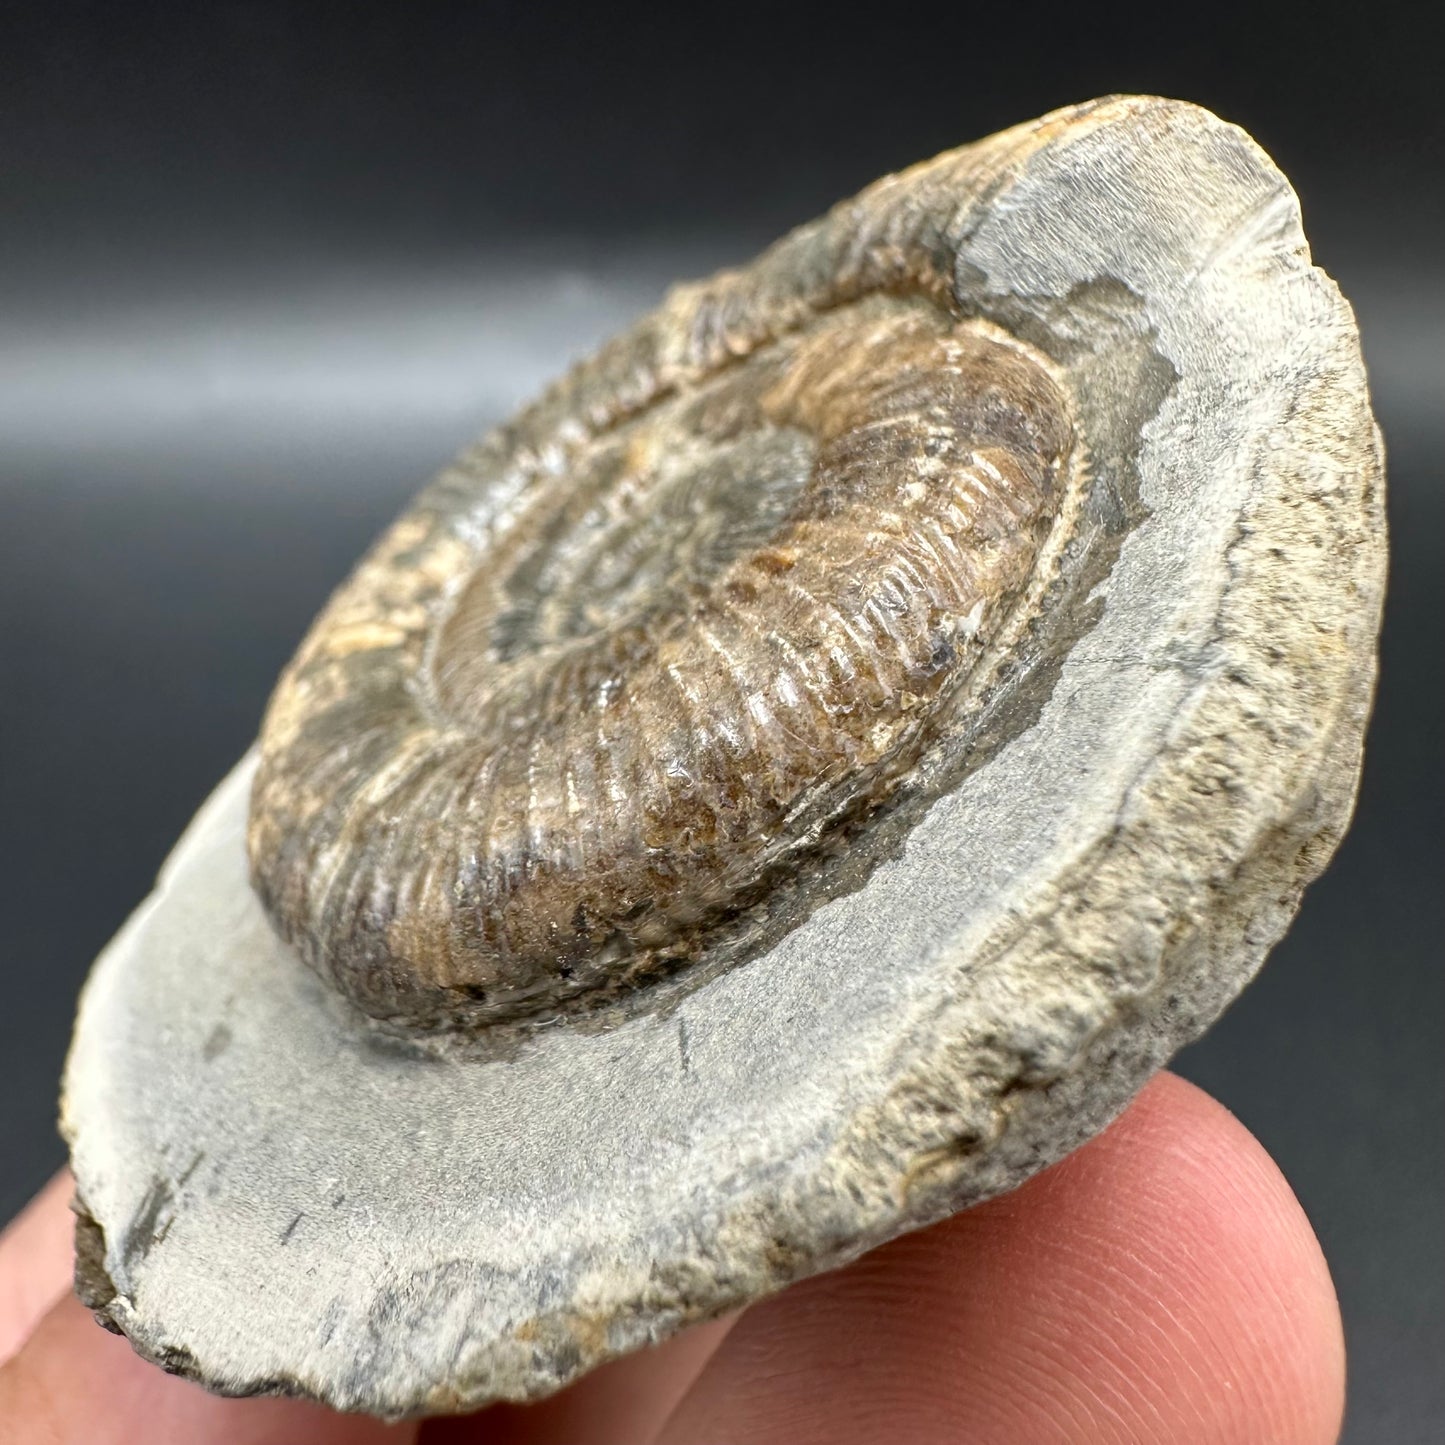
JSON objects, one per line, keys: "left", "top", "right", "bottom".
{"left": 249, "top": 294, "right": 1078, "bottom": 1029}
{"left": 468, "top": 411, "right": 815, "bottom": 668}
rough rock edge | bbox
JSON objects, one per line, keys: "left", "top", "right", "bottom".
{"left": 68, "top": 100, "right": 1386, "bottom": 1417}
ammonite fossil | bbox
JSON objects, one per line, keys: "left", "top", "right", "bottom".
{"left": 63, "top": 96, "right": 1385, "bottom": 1418}
{"left": 249, "top": 304, "right": 1080, "bottom": 1030}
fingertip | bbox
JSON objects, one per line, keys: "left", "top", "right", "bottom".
{"left": 1028, "top": 1071, "right": 1346, "bottom": 1444}
{"left": 0, "top": 1172, "right": 77, "bottom": 1366}
{"left": 657, "top": 1071, "right": 1345, "bottom": 1445}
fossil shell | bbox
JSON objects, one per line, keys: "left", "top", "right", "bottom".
{"left": 63, "top": 96, "right": 1385, "bottom": 1418}
{"left": 249, "top": 300, "right": 1080, "bottom": 1029}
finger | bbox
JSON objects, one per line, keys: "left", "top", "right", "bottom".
{"left": 0, "top": 1292, "right": 419, "bottom": 1445}
{"left": 419, "top": 1316, "right": 735, "bottom": 1444}
{"left": 0, "top": 1172, "right": 75, "bottom": 1366}
{"left": 655, "top": 1072, "right": 1345, "bottom": 1445}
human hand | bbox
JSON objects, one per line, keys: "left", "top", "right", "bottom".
{"left": 0, "top": 1073, "right": 1344, "bottom": 1443}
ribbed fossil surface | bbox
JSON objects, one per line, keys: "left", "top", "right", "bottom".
{"left": 249, "top": 286, "right": 1078, "bottom": 1027}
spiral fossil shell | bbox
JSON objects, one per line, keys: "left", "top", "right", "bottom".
{"left": 65, "top": 96, "right": 1384, "bottom": 1418}
{"left": 249, "top": 297, "right": 1081, "bottom": 1027}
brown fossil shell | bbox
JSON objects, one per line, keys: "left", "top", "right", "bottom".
{"left": 248, "top": 222, "right": 1084, "bottom": 1029}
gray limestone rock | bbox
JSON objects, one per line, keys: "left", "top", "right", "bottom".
{"left": 62, "top": 96, "right": 1385, "bottom": 1418}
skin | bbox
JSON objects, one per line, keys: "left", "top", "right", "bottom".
{"left": 0, "top": 1074, "right": 1345, "bottom": 1443}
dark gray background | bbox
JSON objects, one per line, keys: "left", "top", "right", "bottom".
{"left": 2, "top": 4, "right": 1440, "bottom": 1439}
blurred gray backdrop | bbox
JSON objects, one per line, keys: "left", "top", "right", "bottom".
{"left": 2, "top": 4, "right": 1441, "bottom": 1439}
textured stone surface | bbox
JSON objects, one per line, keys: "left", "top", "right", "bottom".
{"left": 63, "top": 95, "right": 1385, "bottom": 1418}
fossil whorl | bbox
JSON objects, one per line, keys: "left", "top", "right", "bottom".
{"left": 248, "top": 202, "right": 1084, "bottom": 1029}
